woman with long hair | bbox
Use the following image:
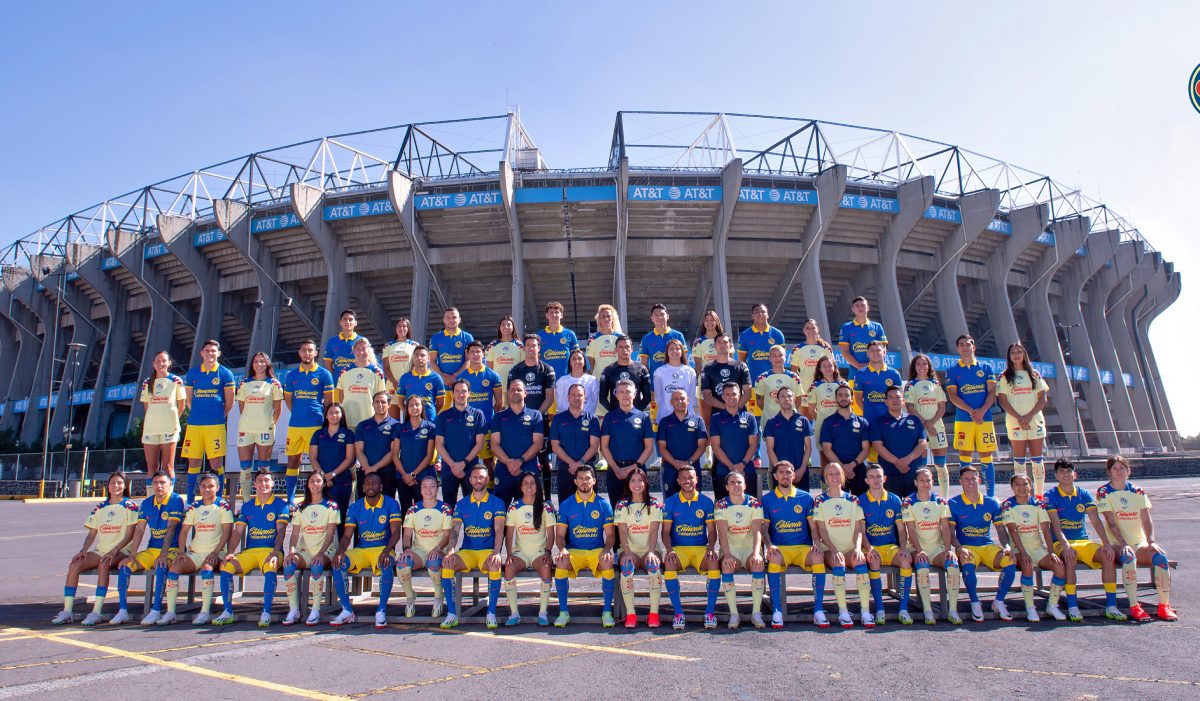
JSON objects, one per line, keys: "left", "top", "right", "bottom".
{"left": 652, "top": 339, "right": 697, "bottom": 424}
{"left": 997, "top": 342, "right": 1050, "bottom": 495}
{"left": 1002, "top": 473, "right": 1068, "bottom": 622}
{"left": 806, "top": 356, "right": 845, "bottom": 470}
{"left": 307, "top": 402, "right": 357, "bottom": 538}
{"left": 789, "top": 318, "right": 834, "bottom": 392}
{"left": 586, "top": 305, "right": 623, "bottom": 415}
{"left": 555, "top": 348, "right": 599, "bottom": 415}
{"left": 236, "top": 352, "right": 283, "bottom": 501}
{"left": 690, "top": 310, "right": 724, "bottom": 425}
{"left": 813, "top": 462, "right": 871, "bottom": 629}
{"left": 397, "top": 394, "right": 437, "bottom": 513}
{"left": 140, "top": 351, "right": 186, "bottom": 484}
{"left": 486, "top": 315, "right": 524, "bottom": 392}
{"left": 503, "top": 471, "right": 557, "bottom": 626}
{"left": 53, "top": 472, "right": 138, "bottom": 626}
{"left": 614, "top": 467, "right": 664, "bottom": 628}
{"left": 335, "top": 337, "right": 387, "bottom": 435}
{"left": 905, "top": 354, "right": 949, "bottom": 496}
{"left": 282, "top": 471, "right": 340, "bottom": 625}
{"left": 383, "top": 317, "right": 418, "bottom": 419}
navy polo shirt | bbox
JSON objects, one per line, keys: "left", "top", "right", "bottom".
{"left": 490, "top": 406, "right": 544, "bottom": 471}
{"left": 310, "top": 426, "right": 355, "bottom": 486}
{"left": 549, "top": 409, "right": 600, "bottom": 462}
{"left": 709, "top": 408, "right": 759, "bottom": 475}
{"left": 763, "top": 411, "right": 813, "bottom": 468}
{"left": 398, "top": 418, "right": 437, "bottom": 476}
{"left": 601, "top": 407, "right": 654, "bottom": 464}
{"left": 356, "top": 416, "right": 400, "bottom": 472}
{"left": 868, "top": 413, "right": 927, "bottom": 475}
{"left": 656, "top": 412, "right": 707, "bottom": 463}
{"left": 819, "top": 412, "right": 870, "bottom": 463}
{"left": 433, "top": 405, "right": 486, "bottom": 465}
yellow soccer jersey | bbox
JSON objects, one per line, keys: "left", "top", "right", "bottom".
{"left": 236, "top": 378, "right": 283, "bottom": 433}
{"left": 715, "top": 496, "right": 763, "bottom": 552}
{"left": 382, "top": 340, "right": 417, "bottom": 381}
{"left": 404, "top": 500, "right": 454, "bottom": 551}
{"left": 140, "top": 374, "right": 186, "bottom": 435}
{"left": 507, "top": 500, "right": 557, "bottom": 553}
{"left": 690, "top": 338, "right": 719, "bottom": 375}
{"left": 586, "top": 334, "right": 620, "bottom": 378}
{"left": 291, "top": 500, "right": 341, "bottom": 553}
{"left": 903, "top": 380, "right": 946, "bottom": 422}
{"left": 754, "top": 371, "right": 804, "bottom": 421}
{"left": 614, "top": 498, "right": 664, "bottom": 553}
{"left": 183, "top": 499, "right": 234, "bottom": 554}
{"left": 1001, "top": 497, "right": 1050, "bottom": 553}
{"left": 1097, "top": 482, "right": 1152, "bottom": 546}
{"left": 996, "top": 371, "right": 1049, "bottom": 417}
{"left": 790, "top": 343, "right": 830, "bottom": 390}
{"left": 84, "top": 499, "right": 139, "bottom": 553}
{"left": 486, "top": 340, "right": 524, "bottom": 389}
{"left": 808, "top": 381, "right": 842, "bottom": 421}
{"left": 813, "top": 493, "right": 863, "bottom": 553}
{"left": 902, "top": 495, "right": 950, "bottom": 553}
{"left": 337, "top": 365, "right": 387, "bottom": 430}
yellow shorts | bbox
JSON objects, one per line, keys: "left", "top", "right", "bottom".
{"left": 775, "top": 544, "right": 815, "bottom": 571}
{"left": 745, "top": 396, "right": 760, "bottom": 417}
{"left": 141, "top": 431, "right": 180, "bottom": 445}
{"left": 1005, "top": 418, "right": 1046, "bottom": 442}
{"left": 563, "top": 548, "right": 610, "bottom": 578}
{"left": 1054, "top": 540, "right": 1106, "bottom": 570}
{"left": 343, "top": 546, "right": 391, "bottom": 576}
{"left": 183, "top": 549, "right": 224, "bottom": 569}
{"left": 456, "top": 548, "right": 496, "bottom": 573}
{"left": 962, "top": 544, "right": 1011, "bottom": 570}
{"left": 924, "top": 420, "right": 947, "bottom": 450}
{"left": 953, "top": 420, "right": 997, "bottom": 453}
{"left": 237, "top": 427, "right": 276, "bottom": 448}
{"left": 285, "top": 426, "right": 319, "bottom": 456}
{"left": 182, "top": 424, "right": 227, "bottom": 460}
{"left": 130, "top": 547, "right": 179, "bottom": 570}
{"left": 872, "top": 544, "right": 904, "bottom": 566}
{"left": 478, "top": 432, "right": 494, "bottom": 460}
{"left": 224, "top": 547, "right": 280, "bottom": 574}
{"left": 670, "top": 545, "right": 710, "bottom": 573}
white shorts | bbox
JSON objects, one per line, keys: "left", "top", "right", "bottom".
{"left": 237, "top": 427, "right": 276, "bottom": 447}
{"left": 183, "top": 549, "right": 224, "bottom": 569}
{"left": 142, "top": 432, "right": 180, "bottom": 445}
{"left": 923, "top": 419, "right": 947, "bottom": 450}
{"left": 722, "top": 546, "right": 759, "bottom": 569}
{"left": 1006, "top": 418, "right": 1046, "bottom": 442}
{"left": 511, "top": 549, "right": 549, "bottom": 569}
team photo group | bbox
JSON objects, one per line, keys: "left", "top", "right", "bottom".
{"left": 50, "top": 296, "right": 1175, "bottom": 633}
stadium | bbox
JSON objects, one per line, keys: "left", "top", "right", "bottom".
{"left": 0, "top": 109, "right": 1180, "bottom": 476}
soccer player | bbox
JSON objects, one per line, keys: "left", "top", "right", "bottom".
{"left": 586, "top": 306, "right": 622, "bottom": 415}
{"left": 329, "top": 472, "right": 404, "bottom": 628}
{"left": 555, "top": 349, "right": 599, "bottom": 415}
{"left": 948, "top": 464, "right": 1017, "bottom": 621}
{"left": 599, "top": 334, "right": 653, "bottom": 413}
{"left": 509, "top": 333, "right": 556, "bottom": 495}
{"left": 1044, "top": 458, "right": 1119, "bottom": 620}
{"left": 549, "top": 382, "right": 601, "bottom": 503}
{"left": 854, "top": 340, "right": 902, "bottom": 425}
{"left": 820, "top": 385, "right": 870, "bottom": 496}
{"left": 503, "top": 472, "right": 557, "bottom": 626}
{"left": 428, "top": 307, "right": 474, "bottom": 387}
{"left": 1097, "top": 455, "right": 1175, "bottom": 621}
{"left": 905, "top": 354, "right": 949, "bottom": 497}
{"left": 789, "top": 318, "right": 834, "bottom": 392}
{"left": 182, "top": 340, "right": 235, "bottom": 500}
{"left": 690, "top": 310, "right": 725, "bottom": 428}
{"left": 860, "top": 465, "right": 914, "bottom": 625}
{"left": 110, "top": 470, "right": 185, "bottom": 625}
{"left": 614, "top": 468, "right": 664, "bottom": 628}
{"left": 944, "top": 335, "right": 998, "bottom": 496}
{"left": 485, "top": 315, "right": 524, "bottom": 393}
{"left": 140, "top": 351, "right": 185, "bottom": 485}
{"left": 397, "top": 393, "right": 437, "bottom": 513}
{"left": 807, "top": 356, "right": 846, "bottom": 466}
{"left": 336, "top": 338, "right": 388, "bottom": 450}
{"left": 490, "top": 379, "right": 545, "bottom": 506}
{"left": 537, "top": 301, "right": 580, "bottom": 380}
{"left": 461, "top": 341, "right": 503, "bottom": 471}
{"left": 639, "top": 303, "right": 688, "bottom": 377}
{"left": 308, "top": 403, "right": 356, "bottom": 536}
{"left": 762, "top": 387, "right": 812, "bottom": 488}
{"left": 217, "top": 471, "right": 289, "bottom": 627}
{"left": 657, "top": 388, "right": 708, "bottom": 502}
{"left": 53, "top": 472, "right": 137, "bottom": 626}
{"left": 715, "top": 472, "right": 766, "bottom": 629}
{"left": 837, "top": 296, "right": 886, "bottom": 385}
{"left": 869, "top": 386, "right": 927, "bottom": 499}
{"left": 440, "top": 464, "right": 506, "bottom": 629}
{"left": 754, "top": 345, "right": 805, "bottom": 430}
{"left": 1001, "top": 473, "right": 1068, "bottom": 622}
{"left": 399, "top": 473, "right": 453, "bottom": 619}
{"left": 356, "top": 390, "right": 401, "bottom": 501}
{"left": 738, "top": 304, "right": 786, "bottom": 411}
{"left": 760, "top": 460, "right": 825, "bottom": 629}
{"left": 812, "top": 463, "right": 872, "bottom": 628}
{"left": 996, "top": 342, "right": 1050, "bottom": 495}
{"left": 235, "top": 352, "right": 283, "bottom": 503}
{"left": 435, "top": 380, "right": 487, "bottom": 508}
{"left": 710, "top": 383, "right": 760, "bottom": 501}
{"left": 284, "top": 340, "right": 335, "bottom": 504}
{"left": 397, "top": 345, "right": 447, "bottom": 421}
{"left": 554, "top": 465, "right": 617, "bottom": 627}
{"left": 903, "top": 467, "right": 962, "bottom": 624}
{"left": 600, "top": 379, "right": 655, "bottom": 505}
{"left": 322, "top": 309, "right": 360, "bottom": 381}
{"left": 160, "top": 472, "right": 233, "bottom": 625}
{"left": 661, "top": 464, "right": 719, "bottom": 630}
{"left": 282, "top": 471, "right": 340, "bottom": 625}
{"left": 651, "top": 339, "right": 696, "bottom": 424}
{"left": 382, "top": 317, "right": 418, "bottom": 420}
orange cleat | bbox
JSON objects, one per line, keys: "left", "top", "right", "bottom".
{"left": 624, "top": 614, "right": 638, "bottom": 629}
{"left": 1157, "top": 604, "right": 1178, "bottom": 622}
{"left": 646, "top": 613, "right": 661, "bottom": 628}
{"left": 1129, "top": 604, "right": 1152, "bottom": 622}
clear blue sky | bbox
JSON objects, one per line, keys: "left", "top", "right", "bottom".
{"left": 2, "top": 2, "right": 1197, "bottom": 435}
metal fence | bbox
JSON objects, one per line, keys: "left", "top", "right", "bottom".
{"left": 0, "top": 449, "right": 151, "bottom": 482}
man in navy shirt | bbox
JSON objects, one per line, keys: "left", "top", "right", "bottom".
{"left": 434, "top": 379, "right": 487, "bottom": 508}
{"left": 509, "top": 334, "right": 556, "bottom": 496}
{"left": 709, "top": 383, "right": 760, "bottom": 500}
{"left": 868, "top": 386, "right": 927, "bottom": 499}
{"left": 762, "top": 386, "right": 813, "bottom": 489}
{"left": 657, "top": 389, "right": 708, "bottom": 501}
{"left": 355, "top": 391, "right": 401, "bottom": 501}
{"left": 820, "top": 385, "right": 871, "bottom": 496}
{"left": 599, "top": 380, "right": 655, "bottom": 504}
{"left": 549, "top": 382, "right": 601, "bottom": 503}
{"left": 489, "top": 379, "right": 545, "bottom": 507}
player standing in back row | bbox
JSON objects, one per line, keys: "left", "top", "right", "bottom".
{"left": 838, "top": 296, "right": 887, "bottom": 387}
{"left": 944, "top": 335, "right": 998, "bottom": 496}
{"left": 182, "top": 341, "right": 236, "bottom": 500}
{"left": 738, "top": 304, "right": 785, "bottom": 418}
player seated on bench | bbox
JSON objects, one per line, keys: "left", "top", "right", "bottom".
{"left": 52, "top": 472, "right": 138, "bottom": 626}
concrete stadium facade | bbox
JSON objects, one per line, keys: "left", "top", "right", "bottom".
{"left": 0, "top": 111, "right": 1179, "bottom": 455}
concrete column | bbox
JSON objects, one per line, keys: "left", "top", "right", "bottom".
{"left": 1106, "top": 244, "right": 1159, "bottom": 448}
{"left": 4, "top": 268, "right": 59, "bottom": 445}
{"left": 32, "top": 257, "right": 98, "bottom": 446}
{"left": 0, "top": 314, "right": 17, "bottom": 410}
{"left": 930, "top": 190, "right": 1001, "bottom": 346}
{"left": 0, "top": 282, "right": 41, "bottom": 433}
{"left": 157, "top": 215, "right": 223, "bottom": 368}
{"left": 497, "top": 163, "right": 535, "bottom": 335}
{"left": 709, "top": 159, "right": 742, "bottom": 333}
{"left": 769, "top": 164, "right": 847, "bottom": 331}
{"left": 874, "top": 175, "right": 934, "bottom": 367}
{"left": 685, "top": 259, "right": 714, "bottom": 339}
{"left": 1138, "top": 269, "right": 1180, "bottom": 447}
{"left": 980, "top": 204, "right": 1049, "bottom": 350}
{"left": 1086, "top": 242, "right": 1141, "bottom": 447}
{"left": 1129, "top": 262, "right": 1173, "bottom": 449}
{"left": 389, "top": 170, "right": 449, "bottom": 342}
{"left": 614, "top": 157, "right": 630, "bottom": 326}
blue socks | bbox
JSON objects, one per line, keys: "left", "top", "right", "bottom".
{"left": 221, "top": 571, "right": 234, "bottom": 614}
{"left": 442, "top": 574, "right": 457, "bottom": 615}
{"left": 869, "top": 571, "right": 883, "bottom": 612}
{"left": 813, "top": 572, "right": 827, "bottom": 614}
{"left": 995, "top": 564, "right": 1016, "bottom": 604}
{"left": 377, "top": 568, "right": 394, "bottom": 614}
{"left": 767, "top": 571, "right": 781, "bottom": 611}
{"left": 152, "top": 564, "right": 167, "bottom": 611}
{"left": 486, "top": 574, "right": 501, "bottom": 616}
{"left": 285, "top": 474, "right": 298, "bottom": 504}
{"left": 334, "top": 560, "right": 352, "bottom": 610}
{"left": 263, "top": 571, "right": 277, "bottom": 613}
{"left": 118, "top": 565, "right": 130, "bottom": 610}
{"left": 705, "top": 575, "right": 720, "bottom": 615}
{"left": 963, "top": 563, "right": 979, "bottom": 603}
{"left": 900, "top": 569, "right": 913, "bottom": 611}
{"left": 555, "top": 576, "right": 570, "bottom": 613}
{"left": 186, "top": 473, "right": 198, "bottom": 502}
{"left": 602, "top": 574, "right": 615, "bottom": 613}
{"left": 665, "top": 575, "right": 682, "bottom": 613}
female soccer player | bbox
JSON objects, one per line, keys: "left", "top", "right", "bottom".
{"left": 586, "top": 305, "right": 623, "bottom": 392}
{"left": 997, "top": 342, "right": 1050, "bottom": 495}
{"left": 336, "top": 337, "right": 388, "bottom": 449}
{"left": 383, "top": 317, "right": 418, "bottom": 419}
{"left": 282, "top": 471, "right": 340, "bottom": 625}
{"left": 754, "top": 345, "right": 803, "bottom": 422}
{"left": 140, "top": 351, "right": 186, "bottom": 484}
{"left": 789, "top": 318, "right": 834, "bottom": 393}
{"left": 652, "top": 339, "right": 696, "bottom": 424}
{"left": 613, "top": 468, "right": 664, "bottom": 628}
{"left": 1098, "top": 455, "right": 1176, "bottom": 622}
{"left": 158, "top": 472, "right": 233, "bottom": 625}
{"left": 397, "top": 394, "right": 437, "bottom": 513}
{"left": 1002, "top": 473, "right": 1068, "bottom": 622}
{"left": 806, "top": 357, "right": 845, "bottom": 468}
{"left": 503, "top": 471, "right": 557, "bottom": 626}
{"left": 236, "top": 352, "right": 283, "bottom": 501}
{"left": 554, "top": 349, "right": 599, "bottom": 415}
{"left": 399, "top": 473, "right": 453, "bottom": 619}
{"left": 812, "top": 462, "right": 871, "bottom": 628}
{"left": 902, "top": 467, "right": 962, "bottom": 624}
{"left": 308, "top": 402, "right": 357, "bottom": 533}
{"left": 53, "top": 472, "right": 138, "bottom": 626}
{"left": 905, "top": 354, "right": 949, "bottom": 496}
{"left": 715, "top": 471, "right": 766, "bottom": 629}
{"left": 486, "top": 315, "right": 524, "bottom": 392}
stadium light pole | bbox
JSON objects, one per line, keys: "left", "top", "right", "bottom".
{"left": 1056, "top": 322, "right": 1085, "bottom": 457}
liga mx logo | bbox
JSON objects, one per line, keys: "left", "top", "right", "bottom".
{"left": 1192, "top": 64, "right": 1200, "bottom": 114}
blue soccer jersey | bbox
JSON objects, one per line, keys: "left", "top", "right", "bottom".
{"left": 662, "top": 491, "right": 715, "bottom": 547}
{"left": 861, "top": 490, "right": 905, "bottom": 547}
{"left": 855, "top": 365, "right": 903, "bottom": 422}
{"left": 137, "top": 493, "right": 186, "bottom": 550}
{"left": 760, "top": 486, "right": 815, "bottom": 546}
{"left": 184, "top": 364, "right": 236, "bottom": 425}
{"left": 323, "top": 331, "right": 361, "bottom": 381}
{"left": 943, "top": 360, "right": 996, "bottom": 422}
{"left": 737, "top": 325, "right": 786, "bottom": 382}
{"left": 1043, "top": 485, "right": 1098, "bottom": 541}
{"left": 237, "top": 495, "right": 290, "bottom": 550}
{"left": 428, "top": 328, "right": 474, "bottom": 376}
{"left": 638, "top": 327, "right": 688, "bottom": 376}
{"left": 947, "top": 492, "right": 1004, "bottom": 547}
{"left": 838, "top": 318, "right": 887, "bottom": 367}
{"left": 397, "top": 370, "right": 447, "bottom": 421}
{"left": 344, "top": 495, "right": 403, "bottom": 548}
{"left": 283, "top": 365, "right": 335, "bottom": 428}
{"left": 461, "top": 366, "right": 502, "bottom": 421}
{"left": 452, "top": 491, "right": 507, "bottom": 551}
{"left": 537, "top": 326, "right": 580, "bottom": 379}
{"left": 557, "top": 491, "right": 614, "bottom": 550}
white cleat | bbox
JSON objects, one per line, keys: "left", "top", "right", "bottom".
{"left": 192, "top": 612, "right": 212, "bottom": 626}
{"left": 156, "top": 612, "right": 178, "bottom": 626}
{"left": 211, "top": 611, "right": 236, "bottom": 626}
{"left": 1025, "top": 607, "right": 1040, "bottom": 623}
{"left": 897, "top": 610, "right": 913, "bottom": 625}
{"left": 1046, "top": 604, "right": 1066, "bottom": 621}
{"left": 282, "top": 609, "right": 302, "bottom": 626}
{"left": 861, "top": 611, "right": 875, "bottom": 628}
{"left": 330, "top": 609, "right": 356, "bottom": 627}
{"left": 51, "top": 610, "right": 73, "bottom": 625}
{"left": 140, "top": 610, "right": 162, "bottom": 626}
{"left": 838, "top": 610, "right": 854, "bottom": 628}
{"left": 440, "top": 614, "right": 459, "bottom": 629}
{"left": 770, "top": 611, "right": 783, "bottom": 629}
{"left": 431, "top": 600, "right": 444, "bottom": 618}
{"left": 947, "top": 611, "right": 963, "bottom": 625}
{"left": 751, "top": 612, "right": 766, "bottom": 629}
{"left": 727, "top": 612, "right": 740, "bottom": 629}
{"left": 109, "top": 609, "right": 131, "bottom": 625}
{"left": 1067, "top": 606, "right": 1084, "bottom": 622}
{"left": 1105, "top": 606, "right": 1127, "bottom": 621}
{"left": 306, "top": 608, "right": 321, "bottom": 626}
{"left": 485, "top": 613, "right": 498, "bottom": 629}
{"left": 81, "top": 611, "right": 103, "bottom": 626}
{"left": 813, "top": 611, "right": 829, "bottom": 628}
{"left": 258, "top": 611, "right": 272, "bottom": 628}
{"left": 648, "top": 456, "right": 662, "bottom": 469}
{"left": 375, "top": 611, "right": 388, "bottom": 629}
{"left": 405, "top": 599, "right": 416, "bottom": 618}
{"left": 970, "top": 602, "right": 984, "bottom": 622}
{"left": 991, "top": 600, "right": 1012, "bottom": 621}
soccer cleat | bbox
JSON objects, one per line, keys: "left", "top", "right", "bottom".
{"left": 306, "top": 609, "right": 322, "bottom": 626}
{"left": 602, "top": 612, "right": 615, "bottom": 628}
{"left": 554, "top": 612, "right": 570, "bottom": 628}
{"left": 923, "top": 609, "right": 936, "bottom": 625}
{"left": 647, "top": 612, "right": 661, "bottom": 628}
{"left": 727, "top": 612, "right": 740, "bottom": 629}
{"left": 259, "top": 611, "right": 273, "bottom": 628}
{"left": 991, "top": 601, "right": 1012, "bottom": 621}
{"left": 838, "top": 611, "right": 854, "bottom": 628}
{"left": 1157, "top": 604, "right": 1178, "bottom": 622}
{"left": 813, "top": 611, "right": 829, "bottom": 628}
{"left": 624, "top": 614, "right": 638, "bottom": 629}
{"left": 440, "top": 614, "right": 459, "bottom": 629}
{"left": 51, "top": 611, "right": 73, "bottom": 625}
{"left": 431, "top": 600, "right": 444, "bottom": 618}
{"left": 648, "top": 456, "right": 662, "bottom": 469}
{"left": 1046, "top": 605, "right": 1066, "bottom": 621}
{"left": 485, "top": 613, "right": 498, "bottom": 629}
{"left": 861, "top": 612, "right": 874, "bottom": 629}
{"left": 875, "top": 610, "right": 887, "bottom": 626}
{"left": 751, "top": 612, "right": 765, "bottom": 629}
{"left": 970, "top": 602, "right": 984, "bottom": 622}
{"left": 537, "top": 613, "right": 550, "bottom": 626}
{"left": 703, "top": 613, "right": 718, "bottom": 629}
{"left": 1067, "top": 607, "right": 1083, "bottom": 622}
{"left": 897, "top": 611, "right": 913, "bottom": 625}
{"left": 1025, "top": 607, "right": 1040, "bottom": 623}
{"left": 1105, "top": 606, "right": 1127, "bottom": 621}
{"left": 192, "top": 612, "right": 211, "bottom": 626}
{"left": 81, "top": 611, "right": 103, "bottom": 627}
{"left": 110, "top": 609, "right": 130, "bottom": 625}
{"left": 405, "top": 600, "right": 416, "bottom": 618}
{"left": 375, "top": 611, "right": 388, "bottom": 629}
{"left": 506, "top": 614, "right": 522, "bottom": 627}
{"left": 947, "top": 612, "right": 963, "bottom": 625}
{"left": 156, "top": 612, "right": 178, "bottom": 626}
{"left": 282, "top": 609, "right": 301, "bottom": 626}
{"left": 1129, "top": 604, "right": 1151, "bottom": 622}
{"left": 140, "top": 610, "right": 162, "bottom": 626}
{"left": 212, "top": 611, "right": 236, "bottom": 626}
{"left": 330, "top": 609, "right": 356, "bottom": 627}
{"left": 672, "top": 614, "right": 687, "bottom": 630}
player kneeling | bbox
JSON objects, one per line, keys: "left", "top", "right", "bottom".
{"left": 161, "top": 473, "right": 233, "bottom": 625}
{"left": 903, "top": 468, "right": 963, "bottom": 624}
{"left": 1098, "top": 456, "right": 1176, "bottom": 622}
{"left": 813, "top": 463, "right": 872, "bottom": 628}
{"left": 761, "top": 461, "right": 824, "bottom": 629}
{"left": 716, "top": 472, "right": 766, "bottom": 628}
{"left": 52, "top": 472, "right": 137, "bottom": 626}
{"left": 399, "top": 474, "right": 453, "bottom": 619}
{"left": 1001, "top": 474, "right": 1068, "bottom": 622}
{"left": 281, "top": 471, "right": 340, "bottom": 625}
{"left": 614, "top": 468, "right": 664, "bottom": 628}
{"left": 330, "top": 473, "right": 404, "bottom": 628}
